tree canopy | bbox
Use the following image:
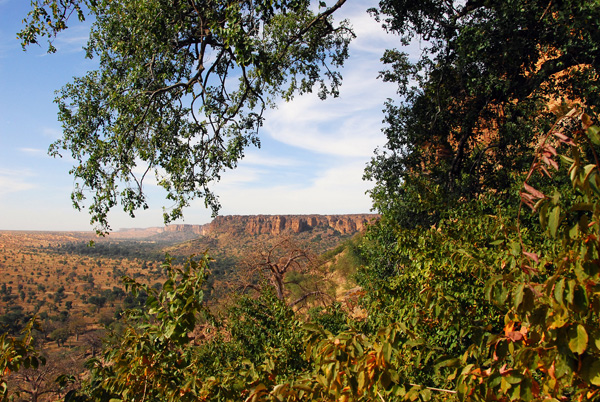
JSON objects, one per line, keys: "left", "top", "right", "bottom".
{"left": 20, "top": 0, "right": 352, "bottom": 232}
{"left": 366, "top": 0, "right": 600, "bottom": 227}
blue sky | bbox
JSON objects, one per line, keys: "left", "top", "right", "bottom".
{"left": 0, "top": 0, "right": 405, "bottom": 231}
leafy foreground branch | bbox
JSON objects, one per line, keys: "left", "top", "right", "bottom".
{"left": 20, "top": 0, "right": 352, "bottom": 233}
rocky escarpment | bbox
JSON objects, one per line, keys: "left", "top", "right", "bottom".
{"left": 210, "top": 214, "right": 377, "bottom": 236}
{"left": 161, "top": 223, "right": 211, "bottom": 236}
{"left": 115, "top": 214, "right": 378, "bottom": 239}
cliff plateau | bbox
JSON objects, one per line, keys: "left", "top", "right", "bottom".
{"left": 210, "top": 214, "right": 376, "bottom": 236}
{"left": 115, "top": 214, "right": 377, "bottom": 240}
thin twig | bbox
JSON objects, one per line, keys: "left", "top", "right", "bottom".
{"left": 409, "top": 383, "right": 457, "bottom": 394}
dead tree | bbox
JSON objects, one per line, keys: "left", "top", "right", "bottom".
{"left": 7, "top": 355, "right": 81, "bottom": 402}
{"left": 238, "top": 238, "right": 334, "bottom": 308}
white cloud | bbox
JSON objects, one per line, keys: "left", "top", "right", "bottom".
{"left": 264, "top": 67, "right": 394, "bottom": 157}
{"left": 0, "top": 168, "right": 35, "bottom": 196}
{"left": 214, "top": 160, "right": 373, "bottom": 215}
{"left": 19, "top": 147, "right": 47, "bottom": 156}
{"left": 240, "top": 152, "right": 300, "bottom": 167}
{"left": 260, "top": 1, "right": 409, "bottom": 158}
{"left": 217, "top": 167, "right": 264, "bottom": 187}
{"left": 338, "top": 2, "right": 398, "bottom": 56}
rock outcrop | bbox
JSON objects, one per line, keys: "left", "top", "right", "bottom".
{"left": 115, "top": 214, "right": 378, "bottom": 239}
{"left": 210, "top": 214, "right": 377, "bottom": 236}
{"left": 162, "top": 223, "right": 211, "bottom": 236}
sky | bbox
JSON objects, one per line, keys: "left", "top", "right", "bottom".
{"left": 0, "top": 0, "right": 407, "bottom": 232}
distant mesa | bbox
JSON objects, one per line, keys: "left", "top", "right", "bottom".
{"left": 113, "top": 214, "right": 378, "bottom": 239}
{"left": 211, "top": 214, "right": 377, "bottom": 236}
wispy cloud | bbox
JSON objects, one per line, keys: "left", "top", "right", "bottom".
{"left": 0, "top": 168, "right": 35, "bottom": 196}
{"left": 260, "top": 2, "right": 407, "bottom": 158}
{"left": 52, "top": 24, "right": 90, "bottom": 54}
{"left": 264, "top": 69, "right": 395, "bottom": 157}
{"left": 240, "top": 152, "right": 300, "bottom": 167}
{"left": 338, "top": 3, "right": 399, "bottom": 56}
{"left": 218, "top": 167, "right": 264, "bottom": 187}
{"left": 19, "top": 147, "right": 47, "bottom": 156}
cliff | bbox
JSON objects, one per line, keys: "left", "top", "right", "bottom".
{"left": 210, "top": 214, "right": 377, "bottom": 236}
{"left": 114, "top": 214, "right": 378, "bottom": 239}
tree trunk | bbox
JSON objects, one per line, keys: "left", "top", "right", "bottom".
{"left": 273, "top": 272, "right": 285, "bottom": 300}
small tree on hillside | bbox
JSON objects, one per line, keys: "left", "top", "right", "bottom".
{"left": 239, "top": 238, "right": 333, "bottom": 307}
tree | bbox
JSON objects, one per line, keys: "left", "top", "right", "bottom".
{"left": 238, "top": 237, "right": 331, "bottom": 306}
{"left": 80, "top": 330, "right": 103, "bottom": 358}
{"left": 67, "top": 316, "right": 87, "bottom": 342}
{"left": 48, "top": 327, "right": 69, "bottom": 348}
{"left": 19, "top": 0, "right": 352, "bottom": 233}
{"left": 332, "top": 1, "right": 600, "bottom": 400}
{"left": 7, "top": 358, "right": 71, "bottom": 402}
{"left": 365, "top": 0, "right": 600, "bottom": 227}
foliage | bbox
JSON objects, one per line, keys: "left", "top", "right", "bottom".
{"left": 20, "top": 0, "right": 352, "bottom": 233}
{"left": 194, "top": 289, "right": 310, "bottom": 400}
{"left": 0, "top": 307, "right": 33, "bottom": 335}
{"left": 61, "top": 253, "right": 316, "bottom": 401}
{"left": 319, "top": 114, "right": 600, "bottom": 401}
{"left": 307, "top": 302, "right": 350, "bottom": 336}
{"left": 67, "top": 254, "right": 209, "bottom": 401}
{"left": 0, "top": 319, "right": 46, "bottom": 401}
{"left": 450, "top": 119, "right": 600, "bottom": 401}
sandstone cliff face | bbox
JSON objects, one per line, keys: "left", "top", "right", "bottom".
{"left": 210, "top": 214, "right": 377, "bottom": 236}
{"left": 162, "top": 223, "right": 211, "bottom": 236}
{"left": 116, "top": 214, "right": 378, "bottom": 239}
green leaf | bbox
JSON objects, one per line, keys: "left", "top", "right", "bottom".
{"left": 513, "top": 283, "right": 524, "bottom": 310}
{"left": 554, "top": 278, "right": 565, "bottom": 306}
{"left": 587, "top": 126, "right": 600, "bottom": 145}
{"left": 548, "top": 205, "right": 561, "bottom": 237}
{"left": 589, "top": 360, "right": 600, "bottom": 386}
{"left": 510, "top": 241, "right": 521, "bottom": 256}
{"left": 568, "top": 324, "right": 588, "bottom": 355}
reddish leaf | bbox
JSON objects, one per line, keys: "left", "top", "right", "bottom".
{"left": 553, "top": 131, "right": 575, "bottom": 145}
{"left": 539, "top": 164, "right": 552, "bottom": 178}
{"left": 506, "top": 331, "right": 524, "bottom": 342}
{"left": 523, "top": 251, "right": 539, "bottom": 263}
{"left": 542, "top": 155, "right": 559, "bottom": 170}
{"left": 543, "top": 144, "right": 558, "bottom": 156}
{"left": 523, "top": 182, "right": 546, "bottom": 199}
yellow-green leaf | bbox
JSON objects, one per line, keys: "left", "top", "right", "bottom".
{"left": 568, "top": 324, "right": 588, "bottom": 355}
{"left": 548, "top": 205, "right": 561, "bottom": 237}
{"left": 589, "top": 360, "right": 600, "bottom": 386}
{"left": 587, "top": 126, "right": 600, "bottom": 145}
